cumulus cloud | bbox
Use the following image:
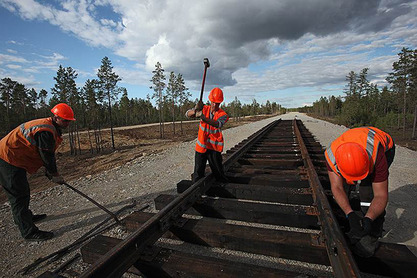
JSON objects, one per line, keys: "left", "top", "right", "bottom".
{"left": 1, "top": 0, "right": 120, "bottom": 48}
{"left": 1, "top": 0, "right": 416, "bottom": 105}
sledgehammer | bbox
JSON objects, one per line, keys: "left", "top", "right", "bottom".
{"left": 62, "top": 182, "right": 120, "bottom": 224}
{"left": 199, "top": 58, "right": 210, "bottom": 102}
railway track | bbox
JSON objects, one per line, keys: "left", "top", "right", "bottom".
{"left": 79, "top": 119, "right": 417, "bottom": 278}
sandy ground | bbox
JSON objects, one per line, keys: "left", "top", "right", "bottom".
{"left": 0, "top": 112, "right": 416, "bottom": 277}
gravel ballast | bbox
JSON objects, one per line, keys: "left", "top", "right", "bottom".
{"left": 0, "top": 112, "right": 416, "bottom": 277}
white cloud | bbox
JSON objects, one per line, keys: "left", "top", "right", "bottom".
{"left": 34, "top": 52, "right": 67, "bottom": 72}
{"left": 1, "top": 0, "right": 416, "bottom": 106}
{"left": 0, "top": 51, "right": 66, "bottom": 88}
{"left": 113, "top": 66, "right": 150, "bottom": 86}
{"left": 6, "top": 64, "right": 21, "bottom": 69}
{"left": 0, "top": 54, "right": 28, "bottom": 64}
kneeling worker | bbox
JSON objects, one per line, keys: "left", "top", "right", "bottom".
{"left": 186, "top": 87, "right": 229, "bottom": 183}
{"left": 0, "top": 103, "right": 75, "bottom": 241}
{"left": 325, "top": 126, "right": 395, "bottom": 257}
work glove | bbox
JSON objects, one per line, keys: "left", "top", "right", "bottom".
{"left": 51, "top": 175, "right": 65, "bottom": 184}
{"left": 46, "top": 170, "right": 65, "bottom": 184}
{"left": 195, "top": 100, "right": 204, "bottom": 111}
{"left": 346, "top": 211, "right": 366, "bottom": 244}
{"left": 352, "top": 235, "right": 379, "bottom": 258}
{"left": 362, "top": 217, "right": 373, "bottom": 235}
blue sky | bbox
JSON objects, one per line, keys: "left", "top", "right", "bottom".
{"left": 1, "top": 0, "right": 416, "bottom": 108}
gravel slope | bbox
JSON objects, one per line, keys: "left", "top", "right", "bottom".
{"left": 0, "top": 112, "right": 416, "bottom": 277}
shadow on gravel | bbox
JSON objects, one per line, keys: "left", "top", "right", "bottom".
{"left": 52, "top": 189, "right": 174, "bottom": 237}
{"left": 383, "top": 183, "right": 417, "bottom": 245}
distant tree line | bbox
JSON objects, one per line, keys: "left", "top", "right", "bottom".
{"left": 149, "top": 62, "right": 284, "bottom": 138}
{"left": 1, "top": 57, "right": 284, "bottom": 152}
{"left": 300, "top": 47, "right": 417, "bottom": 139}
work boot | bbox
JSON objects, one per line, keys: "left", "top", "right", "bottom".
{"left": 25, "top": 230, "right": 54, "bottom": 241}
{"left": 33, "top": 214, "right": 47, "bottom": 223}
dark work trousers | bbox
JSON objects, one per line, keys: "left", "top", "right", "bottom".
{"left": 346, "top": 145, "right": 396, "bottom": 237}
{"left": 193, "top": 150, "right": 228, "bottom": 183}
{"left": 0, "top": 158, "right": 38, "bottom": 238}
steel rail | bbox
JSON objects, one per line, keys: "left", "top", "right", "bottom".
{"left": 293, "top": 119, "right": 361, "bottom": 277}
{"left": 79, "top": 119, "right": 282, "bottom": 278}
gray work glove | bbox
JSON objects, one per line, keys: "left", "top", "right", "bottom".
{"left": 195, "top": 100, "right": 204, "bottom": 111}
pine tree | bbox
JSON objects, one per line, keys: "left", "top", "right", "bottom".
{"left": 150, "top": 62, "right": 166, "bottom": 139}
{"left": 97, "top": 56, "right": 121, "bottom": 149}
{"left": 82, "top": 79, "right": 102, "bottom": 153}
{"left": 387, "top": 47, "right": 414, "bottom": 136}
{"left": 358, "top": 68, "right": 369, "bottom": 97}
{"left": 51, "top": 65, "right": 78, "bottom": 103}
{"left": 166, "top": 71, "right": 179, "bottom": 134}
{"left": 38, "top": 89, "right": 49, "bottom": 117}
{"left": 176, "top": 73, "right": 190, "bottom": 134}
{"left": 0, "top": 78, "right": 17, "bottom": 130}
{"left": 11, "top": 82, "right": 29, "bottom": 123}
{"left": 345, "top": 71, "right": 357, "bottom": 96}
{"left": 119, "top": 88, "right": 130, "bottom": 125}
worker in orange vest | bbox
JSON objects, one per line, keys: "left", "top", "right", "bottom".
{"left": 186, "top": 88, "right": 229, "bottom": 183}
{"left": 0, "top": 103, "right": 75, "bottom": 241}
{"left": 325, "top": 127, "right": 395, "bottom": 257}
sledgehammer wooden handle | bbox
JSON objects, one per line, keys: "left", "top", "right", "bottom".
{"left": 199, "top": 58, "right": 210, "bottom": 102}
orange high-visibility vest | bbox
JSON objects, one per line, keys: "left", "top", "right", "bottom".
{"left": 195, "top": 105, "right": 228, "bottom": 153}
{"left": 324, "top": 127, "right": 394, "bottom": 179}
{"left": 0, "top": 118, "right": 63, "bottom": 174}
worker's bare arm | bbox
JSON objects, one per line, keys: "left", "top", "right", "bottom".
{"left": 329, "top": 171, "right": 353, "bottom": 216}
{"left": 366, "top": 180, "right": 388, "bottom": 220}
{"left": 186, "top": 109, "right": 194, "bottom": 118}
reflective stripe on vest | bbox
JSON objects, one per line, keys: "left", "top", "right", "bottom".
{"left": 199, "top": 123, "right": 222, "bottom": 134}
{"left": 195, "top": 105, "right": 228, "bottom": 153}
{"left": 365, "top": 127, "right": 376, "bottom": 163}
{"left": 325, "top": 127, "right": 393, "bottom": 179}
{"left": 325, "top": 147, "right": 340, "bottom": 173}
{"left": 0, "top": 118, "right": 62, "bottom": 174}
{"left": 20, "top": 123, "right": 57, "bottom": 146}
{"left": 196, "top": 139, "right": 207, "bottom": 149}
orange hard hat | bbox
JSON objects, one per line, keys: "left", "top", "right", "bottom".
{"left": 208, "top": 87, "right": 224, "bottom": 103}
{"left": 51, "top": 103, "right": 76, "bottom": 121}
{"left": 335, "top": 142, "right": 369, "bottom": 181}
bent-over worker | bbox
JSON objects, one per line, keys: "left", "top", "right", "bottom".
{"left": 186, "top": 87, "right": 229, "bottom": 183}
{"left": 0, "top": 103, "right": 75, "bottom": 241}
{"left": 325, "top": 126, "right": 395, "bottom": 257}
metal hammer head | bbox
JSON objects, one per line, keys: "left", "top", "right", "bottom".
{"left": 204, "top": 58, "right": 210, "bottom": 68}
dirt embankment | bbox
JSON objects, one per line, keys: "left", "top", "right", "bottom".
{"left": 0, "top": 116, "right": 271, "bottom": 204}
